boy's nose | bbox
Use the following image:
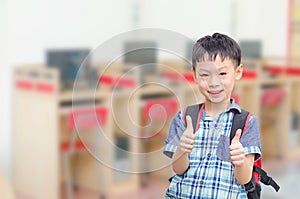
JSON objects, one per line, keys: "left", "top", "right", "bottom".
{"left": 208, "top": 74, "right": 221, "bottom": 86}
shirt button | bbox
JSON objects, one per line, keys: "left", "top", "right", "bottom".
{"left": 207, "top": 152, "right": 211, "bottom": 158}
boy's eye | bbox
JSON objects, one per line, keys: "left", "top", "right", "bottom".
{"left": 219, "top": 72, "right": 227, "bottom": 76}
{"left": 199, "top": 73, "right": 209, "bottom": 77}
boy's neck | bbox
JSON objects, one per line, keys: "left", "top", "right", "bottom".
{"left": 204, "top": 99, "right": 231, "bottom": 119}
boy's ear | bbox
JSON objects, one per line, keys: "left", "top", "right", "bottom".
{"left": 235, "top": 64, "right": 243, "bottom": 80}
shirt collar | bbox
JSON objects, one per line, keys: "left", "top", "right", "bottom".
{"left": 202, "top": 98, "right": 241, "bottom": 121}
{"left": 226, "top": 98, "right": 242, "bottom": 113}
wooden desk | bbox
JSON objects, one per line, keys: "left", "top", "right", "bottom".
{"left": 12, "top": 66, "right": 140, "bottom": 199}
{"left": 12, "top": 66, "right": 192, "bottom": 199}
{"left": 12, "top": 63, "right": 300, "bottom": 199}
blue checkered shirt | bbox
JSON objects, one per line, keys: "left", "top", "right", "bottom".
{"left": 163, "top": 100, "right": 262, "bottom": 199}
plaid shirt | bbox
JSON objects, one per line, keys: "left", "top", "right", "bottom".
{"left": 163, "top": 100, "right": 262, "bottom": 199}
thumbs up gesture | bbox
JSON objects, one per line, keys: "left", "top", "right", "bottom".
{"left": 179, "top": 116, "right": 196, "bottom": 153}
{"left": 230, "top": 129, "right": 245, "bottom": 166}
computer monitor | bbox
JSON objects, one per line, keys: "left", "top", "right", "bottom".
{"left": 239, "top": 40, "right": 262, "bottom": 59}
{"left": 185, "top": 39, "right": 196, "bottom": 70}
{"left": 46, "top": 48, "right": 90, "bottom": 89}
{"left": 186, "top": 40, "right": 195, "bottom": 62}
{"left": 123, "top": 41, "right": 157, "bottom": 80}
{"left": 123, "top": 41, "right": 157, "bottom": 65}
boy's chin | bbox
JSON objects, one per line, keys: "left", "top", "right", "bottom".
{"left": 206, "top": 96, "right": 227, "bottom": 105}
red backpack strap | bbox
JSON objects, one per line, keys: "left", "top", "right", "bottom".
{"left": 253, "top": 158, "right": 262, "bottom": 183}
{"left": 184, "top": 103, "right": 204, "bottom": 133}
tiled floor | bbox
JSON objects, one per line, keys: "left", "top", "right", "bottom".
{"left": 59, "top": 176, "right": 170, "bottom": 199}
{"left": 261, "top": 155, "right": 300, "bottom": 199}
{"left": 60, "top": 155, "right": 300, "bottom": 199}
{"left": 17, "top": 155, "right": 300, "bottom": 199}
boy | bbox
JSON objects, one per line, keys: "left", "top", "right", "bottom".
{"left": 163, "top": 33, "right": 261, "bottom": 198}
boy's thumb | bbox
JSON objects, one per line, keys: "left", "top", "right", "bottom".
{"left": 186, "top": 115, "right": 194, "bottom": 132}
{"left": 232, "top": 129, "right": 242, "bottom": 144}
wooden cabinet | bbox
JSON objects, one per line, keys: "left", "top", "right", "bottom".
{"left": 13, "top": 66, "right": 60, "bottom": 199}
{"left": 289, "top": 0, "right": 300, "bottom": 58}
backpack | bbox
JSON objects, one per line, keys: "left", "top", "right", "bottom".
{"left": 181, "top": 103, "right": 280, "bottom": 199}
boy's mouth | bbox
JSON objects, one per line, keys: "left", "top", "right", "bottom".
{"left": 208, "top": 90, "right": 224, "bottom": 95}
{"left": 208, "top": 90, "right": 223, "bottom": 94}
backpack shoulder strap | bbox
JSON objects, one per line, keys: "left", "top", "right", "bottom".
{"left": 253, "top": 166, "right": 280, "bottom": 192}
{"left": 184, "top": 103, "right": 204, "bottom": 133}
{"left": 230, "top": 109, "right": 251, "bottom": 144}
{"left": 231, "top": 109, "right": 281, "bottom": 193}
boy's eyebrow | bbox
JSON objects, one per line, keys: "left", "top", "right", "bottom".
{"left": 197, "top": 68, "right": 211, "bottom": 72}
{"left": 217, "top": 66, "right": 228, "bottom": 71}
{"left": 197, "top": 65, "right": 228, "bottom": 72}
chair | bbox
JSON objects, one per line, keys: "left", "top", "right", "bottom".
{"left": 140, "top": 98, "right": 179, "bottom": 186}
{"left": 60, "top": 106, "right": 108, "bottom": 199}
{"left": 261, "top": 88, "right": 286, "bottom": 157}
{"left": 142, "top": 98, "right": 179, "bottom": 137}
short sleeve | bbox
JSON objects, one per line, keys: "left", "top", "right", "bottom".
{"left": 162, "top": 110, "right": 186, "bottom": 158}
{"left": 240, "top": 115, "right": 262, "bottom": 160}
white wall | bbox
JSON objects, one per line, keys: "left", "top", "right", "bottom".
{"left": 0, "top": 0, "right": 10, "bottom": 176}
{"left": 235, "top": 0, "right": 288, "bottom": 57}
{"left": 260, "top": 0, "right": 288, "bottom": 56}
{"left": 1, "top": 0, "right": 132, "bottom": 177}
{"left": 6, "top": 0, "right": 132, "bottom": 64}
{"left": 1, "top": 0, "right": 290, "bottom": 176}
{"left": 142, "top": 0, "right": 233, "bottom": 39}
{"left": 142, "top": 0, "right": 288, "bottom": 56}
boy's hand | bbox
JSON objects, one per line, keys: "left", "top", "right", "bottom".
{"left": 179, "top": 116, "right": 196, "bottom": 153}
{"left": 230, "top": 129, "right": 245, "bottom": 166}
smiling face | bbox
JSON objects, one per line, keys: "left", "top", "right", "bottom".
{"left": 194, "top": 55, "right": 243, "bottom": 107}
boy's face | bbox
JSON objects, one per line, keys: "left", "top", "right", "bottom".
{"left": 193, "top": 55, "right": 243, "bottom": 105}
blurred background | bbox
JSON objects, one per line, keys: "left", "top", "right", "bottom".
{"left": 1, "top": 0, "right": 300, "bottom": 199}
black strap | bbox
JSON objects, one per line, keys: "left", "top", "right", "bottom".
{"left": 245, "top": 177, "right": 261, "bottom": 199}
{"left": 185, "top": 103, "right": 249, "bottom": 140}
{"left": 244, "top": 175, "right": 256, "bottom": 192}
{"left": 253, "top": 166, "right": 280, "bottom": 192}
{"left": 185, "top": 103, "right": 203, "bottom": 133}
{"left": 230, "top": 109, "right": 250, "bottom": 144}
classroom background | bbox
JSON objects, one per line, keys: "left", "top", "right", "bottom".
{"left": 1, "top": 0, "right": 300, "bottom": 199}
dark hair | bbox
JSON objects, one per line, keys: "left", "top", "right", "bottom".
{"left": 192, "top": 33, "right": 241, "bottom": 69}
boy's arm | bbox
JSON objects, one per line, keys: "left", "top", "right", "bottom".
{"left": 230, "top": 129, "right": 254, "bottom": 184}
{"left": 233, "top": 154, "right": 254, "bottom": 184}
{"left": 172, "top": 147, "right": 190, "bottom": 175}
{"left": 172, "top": 116, "right": 195, "bottom": 175}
